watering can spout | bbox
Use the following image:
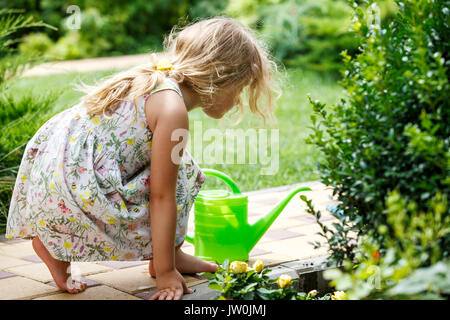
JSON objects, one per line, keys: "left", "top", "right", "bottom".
{"left": 247, "top": 186, "right": 312, "bottom": 251}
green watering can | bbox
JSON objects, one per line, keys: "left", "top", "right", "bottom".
{"left": 185, "top": 169, "right": 312, "bottom": 263}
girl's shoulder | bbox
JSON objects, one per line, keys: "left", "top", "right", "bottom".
{"left": 144, "top": 78, "right": 187, "bottom": 132}
{"left": 148, "top": 78, "right": 183, "bottom": 98}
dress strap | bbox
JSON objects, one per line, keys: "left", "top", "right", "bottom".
{"left": 149, "top": 78, "right": 183, "bottom": 98}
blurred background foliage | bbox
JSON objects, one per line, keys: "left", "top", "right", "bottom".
{"left": 2, "top": 0, "right": 398, "bottom": 77}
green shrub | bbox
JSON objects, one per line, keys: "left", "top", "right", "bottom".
{"left": 324, "top": 189, "right": 449, "bottom": 300}
{"left": 4, "top": 0, "right": 214, "bottom": 58}
{"left": 0, "top": 9, "right": 58, "bottom": 233}
{"left": 302, "top": 0, "right": 449, "bottom": 267}
{"left": 18, "top": 32, "right": 54, "bottom": 57}
{"left": 225, "top": 0, "right": 397, "bottom": 77}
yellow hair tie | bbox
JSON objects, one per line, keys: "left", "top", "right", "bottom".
{"left": 156, "top": 59, "right": 173, "bottom": 71}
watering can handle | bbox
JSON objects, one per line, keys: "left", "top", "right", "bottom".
{"left": 201, "top": 168, "right": 242, "bottom": 194}
{"left": 185, "top": 168, "right": 241, "bottom": 245}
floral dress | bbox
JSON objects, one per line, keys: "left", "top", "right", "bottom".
{"left": 5, "top": 77, "right": 206, "bottom": 262}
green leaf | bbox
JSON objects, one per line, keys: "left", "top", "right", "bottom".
{"left": 209, "top": 283, "right": 223, "bottom": 292}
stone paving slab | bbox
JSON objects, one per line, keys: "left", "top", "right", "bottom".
{"left": 0, "top": 180, "right": 345, "bottom": 300}
{"left": 33, "top": 285, "right": 141, "bottom": 300}
{"left": 0, "top": 276, "right": 60, "bottom": 300}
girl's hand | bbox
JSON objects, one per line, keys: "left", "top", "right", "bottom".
{"left": 149, "top": 269, "right": 193, "bottom": 300}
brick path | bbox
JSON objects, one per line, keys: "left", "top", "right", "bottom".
{"left": 0, "top": 180, "right": 339, "bottom": 300}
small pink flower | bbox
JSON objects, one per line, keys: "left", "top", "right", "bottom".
{"left": 97, "top": 166, "right": 106, "bottom": 175}
{"left": 77, "top": 167, "right": 86, "bottom": 174}
{"left": 55, "top": 224, "right": 70, "bottom": 233}
{"left": 96, "top": 220, "right": 105, "bottom": 228}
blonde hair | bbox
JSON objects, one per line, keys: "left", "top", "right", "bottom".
{"left": 79, "top": 16, "right": 281, "bottom": 125}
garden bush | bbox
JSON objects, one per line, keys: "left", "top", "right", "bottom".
{"left": 6, "top": 0, "right": 216, "bottom": 59}
{"left": 7, "top": 0, "right": 395, "bottom": 76}
{"left": 301, "top": 0, "right": 449, "bottom": 298}
{"left": 225, "top": 0, "right": 397, "bottom": 77}
{"left": 0, "top": 9, "right": 59, "bottom": 233}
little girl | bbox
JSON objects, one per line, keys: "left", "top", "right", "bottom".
{"left": 5, "top": 17, "right": 278, "bottom": 300}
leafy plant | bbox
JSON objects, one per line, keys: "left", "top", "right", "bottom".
{"left": 0, "top": 9, "right": 58, "bottom": 233}
{"left": 301, "top": 0, "right": 450, "bottom": 267}
{"left": 225, "top": 0, "right": 397, "bottom": 77}
{"left": 324, "top": 189, "right": 449, "bottom": 300}
{"left": 203, "top": 259, "right": 337, "bottom": 300}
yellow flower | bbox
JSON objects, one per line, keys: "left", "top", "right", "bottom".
{"left": 92, "top": 116, "right": 100, "bottom": 125}
{"left": 54, "top": 171, "right": 59, "bottom": 177}
{"left": 69, "top": 135, "right": 76, "bottom": 143}
{"left": 111, "top": 255, "right": 118, "bottom": 260}
{"left": 104, "top": 247, "right": 111, "bottom": 252}
{"left": 64, "top": 241, "right": 72, "bottom": 249}
{"left": 107, "top": 218, "right": 116, "bottom": 224}
{"left": 331, "top": 291, "right": 347, "bottom": 300}
{"left": 353, "top": 21, "right": 361, "bottom": 31}
{"left": 97, "top": 144, "right": 102, "bottom": 152}
{"left": 21, "top": 174, "right": 27, "bottom": 182}
{"left": 49, "top": 183, "right": 55, "bottom": 190}
{"left": 69, "top": 217, "right": 78, "bottom": 223}
{"left": 120, "top": 202, "right": 127, "bottom": 210}
{"left": 6, "top": 234, "right": 12, "bottom": 239}
{"left": 277, "top": 275, "right": 292, "bottom": 289}
{"left": 252, "top": 260, "right": 264, "bottom": 273}
{"left": 147, "top": 141, "right": 152, "bottom": 148}
{"left": 127, "top": 138, "right": 134, "bottom": 146}
{"left": 39, "top": 220, "right": 45, "bottom": 227}
{"left": 308, "top": 289, "right": 318, "bottom": 298}
{"left": 229, "top": 261, "right": 248, "bottom": 274}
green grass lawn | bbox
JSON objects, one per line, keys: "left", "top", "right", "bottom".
{"left": 4, "top": 67, "right": 344, "bottom": 193}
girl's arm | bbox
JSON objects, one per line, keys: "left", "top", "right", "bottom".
{"left": 145, "top": 89, "right": 191, "bottom": 300}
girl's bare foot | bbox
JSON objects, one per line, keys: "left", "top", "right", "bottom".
{"left": 149, "top": 247, "right": 218, "bottom": 278}
{"left": 32, "top": 236, "right": 87, "bottom": 294}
